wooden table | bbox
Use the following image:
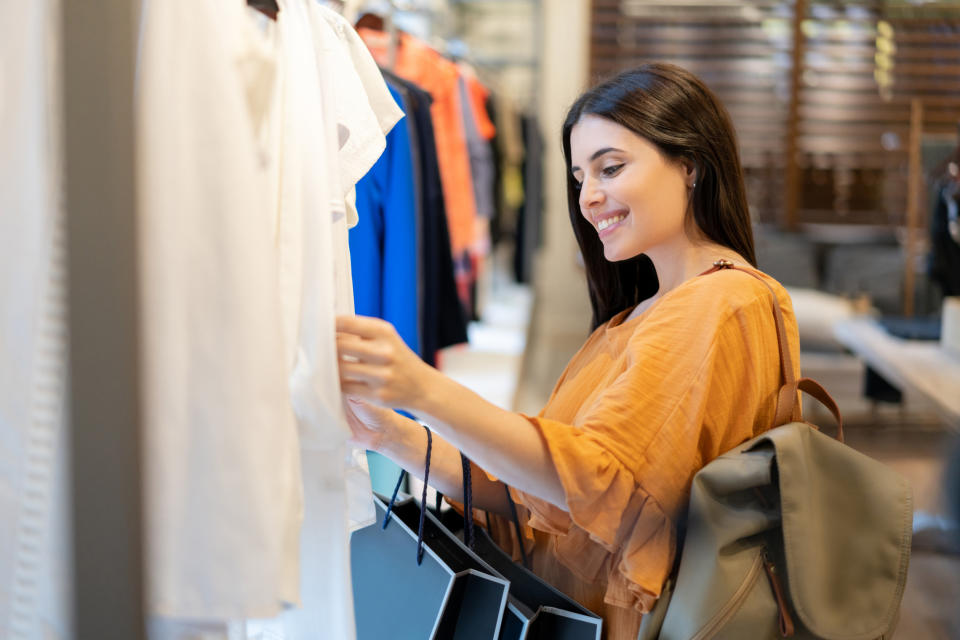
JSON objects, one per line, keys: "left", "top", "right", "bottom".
{"left": 833, "top": 317, "right": 960, "bottom": 427}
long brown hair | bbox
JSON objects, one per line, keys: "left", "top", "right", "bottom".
{"left": 563, "top": 63, "right": 757, "bottom": 329}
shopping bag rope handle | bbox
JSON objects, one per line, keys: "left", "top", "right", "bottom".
{"left": 461, "top": 453, "right": 475, "bottom": 549}
{"left": 505, "top": 485, "right": 530, "bottom": 569}
{"left": 378, "top": 431, "right": 523, "bottom": 567}
{"left": 459, "top": 453, "right": 530, "bottom": 569}
{"left": 429, "top": 452, "right": 529, "bottom": 570}
{"left": 382, "top": 424, "right": 433, "bottom": 565}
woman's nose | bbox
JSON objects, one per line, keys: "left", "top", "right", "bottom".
{"left": 579, "top": 177, "right": 605, "bottom": 210}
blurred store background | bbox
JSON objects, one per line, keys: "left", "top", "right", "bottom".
{"left": 5, "top": 0, "right": 960, "bottom": 637}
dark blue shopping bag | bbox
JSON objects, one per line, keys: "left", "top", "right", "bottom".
{"left": 351, "top": 426, "right": 509, "bottom": 639}
{"left": 469, "top": 526, "right": 601, "bottom": 640}
{"left": 351, "top": 494, "right": 510, "bottom": 640}
{"left": 351, "top": 426, "right": 601, "bottom": 640}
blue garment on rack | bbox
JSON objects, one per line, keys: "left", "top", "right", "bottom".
{"left": 350, "top": 84, "right": 420, "bottom": 355}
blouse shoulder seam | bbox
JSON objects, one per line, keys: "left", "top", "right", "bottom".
{"left": 620, "top": 295, "right": 772, "bottom": 475}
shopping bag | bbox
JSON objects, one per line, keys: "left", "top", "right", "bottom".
{"left": 351, "top": 490, "right": 510, "bottom": 639}
{"left": 470, "top": 526, "right": 602, "bottom": 640}
{"left": 439, "top": 474, "right": 602, "bottom": 640}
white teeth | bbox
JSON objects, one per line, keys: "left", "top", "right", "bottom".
{"left": 597, "top": 214, "right": 625, "bottom": 231}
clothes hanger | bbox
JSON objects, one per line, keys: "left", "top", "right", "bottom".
{"left": 356, "top": 11, "right": 399, "bottom": 70}
{"left": 248, "top": 0, "right": 279, "bottom": 20}
{"left": 355, "top": 12, "right": 385, "bottom": 31}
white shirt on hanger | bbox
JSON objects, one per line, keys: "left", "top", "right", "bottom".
{"left": 310, "top": 3, "right": 404, "bottom": 229}
{"left": 269, "top": 1, "right": 357, "bottom": 638}
{"left": 308, "top": 2, "right": 406, "bottom": 535}
{"left": 137, "top": 0, "right": 301, "bottom": 621}
{"left": 275, "top": 3, "right": 404, "bottom": 638}
{"left": 136, "top": 0, "right": 403, "bottom": 635}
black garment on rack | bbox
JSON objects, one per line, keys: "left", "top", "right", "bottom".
{"left": 514, "top": 114, "right": 544, "bottom": 284}
{"left": 929, "top": 184, "right": 960, "bottom": 296}
{"left": 485, "top": 93, "right": 507, "bottom": 247}
{"left": 381, "top": 69, "right": 468, "bottom": 365}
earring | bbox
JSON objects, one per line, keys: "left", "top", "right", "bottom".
{"left": 692, "top": 181, "right": 697, "bottom": 189}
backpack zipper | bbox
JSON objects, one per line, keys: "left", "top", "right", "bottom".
{"left": 762, "top": 549, "right": 796, "bottom": 637}
{"left": 690, "top": 551, "right": 765, "bottom": 640}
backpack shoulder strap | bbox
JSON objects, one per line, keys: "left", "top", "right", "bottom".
{"left": 700, "top": 260, "right": 843, "bottom": 440}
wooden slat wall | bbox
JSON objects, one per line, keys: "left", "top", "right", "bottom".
{"left": 589, "top": 0, "right": 960, "bottom": 228}
{"left": 881, "top": 10, "right": 960, "bottom": 229}
{"left": 795, "top": 2, "right": 960, "bottom": 225}
{"left": 591, "top": 0, "right": 794, "bottom": 223}
{"left": 796, "top": 2, "right": 889, "bottom": 225}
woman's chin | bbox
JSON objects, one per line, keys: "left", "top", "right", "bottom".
{"left": 602, "top": 244, "right": 639, "bottom": 262}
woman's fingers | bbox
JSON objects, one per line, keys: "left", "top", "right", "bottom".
{"left": 335, "top": 333, "right": 392, "bottom": 365}
{"left": 338, "top": 360, "right": 388, "bottom": 385}
{"left": 336, "top": 314, "right": 426, "bottom": 410}
{"left": 336, "top": 314, "right": 393, "bottom": 340}
{"left": 340, "top": 380, "right": 386, "bottom": 405}
{"left": 341, "top": 397, "right": 384, "bottom": 450}
{"left": 339, "top": 363, "right": 404, "bottom": 406}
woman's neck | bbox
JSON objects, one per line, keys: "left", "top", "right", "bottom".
{"left": 623, "top": 243, "right": 741, "bottom": 323}
{"left": 637, "top": 239, "right": 746, "bottom": 308}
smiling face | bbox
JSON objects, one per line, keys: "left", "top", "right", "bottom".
{"left": 570, "top": 114, "right": 695, "bottom": 262}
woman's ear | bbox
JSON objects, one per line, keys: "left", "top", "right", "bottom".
{"left": 681, "top": 158, "right": 697, "bottom": 189}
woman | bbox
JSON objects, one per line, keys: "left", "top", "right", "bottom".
{"left": 336, "top": 63, "right": 800, "bottom": 639}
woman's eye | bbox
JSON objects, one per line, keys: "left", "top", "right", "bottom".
{"left": 572, "top": 180, "right": 583, "bottom": 191}
{"left": 601, "top": 164, "right": 624, "bottom": 177}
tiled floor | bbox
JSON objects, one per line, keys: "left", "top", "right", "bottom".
{"left": 899, "top": 551, "right": 960, "bottom": 639}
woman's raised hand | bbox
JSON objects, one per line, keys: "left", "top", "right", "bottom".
{"left": 341, "top": 395, "right": 399, "bottom": 451}
{"left": 336, "top": 315, "right": 437, "bottom": 411}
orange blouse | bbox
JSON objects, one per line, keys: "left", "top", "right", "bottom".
{"left": 493, "top": 267, "right": 800, "bottom": 639}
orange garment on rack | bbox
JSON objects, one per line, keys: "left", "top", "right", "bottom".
{"left": 490, "top": 267, "right": 801, "bottom": 640}
{"left": 359, "top": 28, "right": 477, "bottom": 256}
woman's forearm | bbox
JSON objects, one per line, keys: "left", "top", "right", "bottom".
{"left": 379, "top": 410, "right": 514, "bottom": 517}
{"left": 409, "top": 368, "right": 567, "bottom": 510}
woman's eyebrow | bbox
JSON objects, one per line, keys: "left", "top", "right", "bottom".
{"left": 570, "top": 147, "right": 625, "bottom": 173}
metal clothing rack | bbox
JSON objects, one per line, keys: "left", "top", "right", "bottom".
{"left": 62, "top": 0, "right": 145, "bottom": 638}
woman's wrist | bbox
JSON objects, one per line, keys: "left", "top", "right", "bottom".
{"left": 378, "top": 410, "right": 424, "bottom": 463}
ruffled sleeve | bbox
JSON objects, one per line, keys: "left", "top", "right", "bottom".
{"left": 510, "top": 416, "right": 681, "bottom": 612}
{"left": 508, "top": 270, "right": 797, "bottom": 613}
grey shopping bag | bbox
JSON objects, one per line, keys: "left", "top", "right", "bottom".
{"left": 351, "top": 494, "right": 510, "bottom": 640}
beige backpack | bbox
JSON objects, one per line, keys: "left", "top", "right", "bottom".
{"left": 639, "top": 263, "right": 913, "bottom": 640}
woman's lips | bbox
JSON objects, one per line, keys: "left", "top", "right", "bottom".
{"left": 596, "top": 212, "right": 628, "bottom": 238}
